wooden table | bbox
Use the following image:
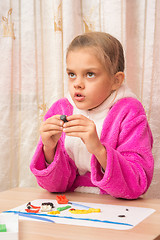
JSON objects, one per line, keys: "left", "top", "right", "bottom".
{"left": 0, "top": 187, "right": 160, "bottom": 240}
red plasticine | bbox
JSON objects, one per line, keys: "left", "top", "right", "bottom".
{"left": 30, "top": 204, "right": 41, "bottom": 209}
{"left": 25, "top": 208, "right": 40, "bottom": 213}
{"left": 56, "top": 195, "right": 68, "bottom": 204}
{"left": 26, "top": 202, "right": 41, "bottom": 209}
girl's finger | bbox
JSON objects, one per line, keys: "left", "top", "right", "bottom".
{"left": 44, "top": 115, "right": 64, "bottom": 125}
{"left": 63, "top": 126, "right": 87, "bottom": 133}
{"left": 66, "top": 114, "right": 88, "bottom": 121}
{"left": 41, "top": 123, "right": 63, "bottom": 132}
{"left": 44, "top": 130, "right": 62, "bottom": 137}
{"left": 63, "top": 120, "right": 87, "bottom": 128}
{"left": 64, "top": 131, "right": 84, "bottom": 139}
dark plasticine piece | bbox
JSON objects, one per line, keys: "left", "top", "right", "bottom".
{"left": 42, "top": 202, "right": 54, "bottom": 208}
{"left": 60, "top": 115, "right": 68, "bottom": 122}
{"left": 118, "top": 215, "right": 126, "bottom": 218}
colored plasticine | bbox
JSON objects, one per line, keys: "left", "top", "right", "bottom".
{"left": 18, "top": 212, "right": 55, "bottom": 223}
{"left": 0, "top": 224, "right": 7, "bottom": 232}
{"left": 68, "top": 201, "right": 90, "bottom": 210}
{"left": 69, "top": 208, "right": 101, "bottom": 214}
{"left": 56, "top": 195, "right": 69, "bottom": 204}
{"left": 60, "top": 115, "right": 68, "bottom": 122}
{"left": 47, "top": 210, "right": 60, "bottom": 214}
{"left": 57, "top": 205, "right": 71, "bottom": 211}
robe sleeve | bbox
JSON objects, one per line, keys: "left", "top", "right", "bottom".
{"left": 30, "top": 98, "right": 78, "bottom": 192}
{"left": 91, "top": 99, "right": 154, "bottom": 199}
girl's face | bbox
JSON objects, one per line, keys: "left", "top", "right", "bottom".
{"left": 66, "top": 48, "right": 116, "bottom": 110}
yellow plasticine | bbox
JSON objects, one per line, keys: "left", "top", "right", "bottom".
{"left": 47, "top": 210, "right": 60, "bottom": 215}
{"left": 71, "top": 210, "right": 88, "bottom": 214}
{"left": 89, "top": 208, "right": 101, "bottom": 213}
{"left": 69, "top": 208, "right": 101, "bottom": 214}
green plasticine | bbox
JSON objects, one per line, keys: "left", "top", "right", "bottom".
{"left": 57, "top": 205, "right": 71, "bottom": 211}
{"left": 0, "top": 224, "right": 7, "bottom": 232}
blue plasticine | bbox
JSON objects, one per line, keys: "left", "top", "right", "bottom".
{"left": 68, "top": 202, "right": 90, "bottom": 210}
{"left": 3, "top": 210, "right": 133, "bottom": 227}
{"left": 17, "top": 212, "right": 55, "bottom": 223}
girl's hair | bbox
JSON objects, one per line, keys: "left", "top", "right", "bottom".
{"left": 66, "top": 32, "right": 124, "bottom": 75}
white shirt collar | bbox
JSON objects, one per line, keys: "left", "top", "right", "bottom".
{"left": 66, "top": 83, "right": 137, "bottom": 117}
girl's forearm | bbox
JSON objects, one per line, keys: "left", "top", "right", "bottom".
{"left": 43, "top": 145, "right": 56, "bottom": 164}
{"left": 93, "top": 144, "right": 107, "bottom": 170}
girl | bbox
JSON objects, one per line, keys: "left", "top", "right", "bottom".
{"left": 30, "top": 32, "right": 154, "bottom": 199}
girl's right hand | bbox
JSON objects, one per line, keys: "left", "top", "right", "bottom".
{"left": 40, "top": 115, "right": 63, "bottom": 162}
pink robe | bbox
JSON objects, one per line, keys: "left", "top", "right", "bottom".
{"left": 30, "top": 97, "right": 154, "bottom": 199}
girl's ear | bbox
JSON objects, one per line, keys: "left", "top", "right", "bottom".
{"left": 112, "top": 72, "right": 125, "bottom": 91}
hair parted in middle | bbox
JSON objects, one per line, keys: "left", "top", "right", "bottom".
{"left": 66, "top": 32, "right": 124, "bottom": 76}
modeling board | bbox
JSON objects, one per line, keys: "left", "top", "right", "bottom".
{"left": 3, "top": 199, "right": 155, "bottom": 230}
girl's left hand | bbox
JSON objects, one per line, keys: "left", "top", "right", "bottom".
{"left": 63, "top": 114, "right": 102, "bottom": 155}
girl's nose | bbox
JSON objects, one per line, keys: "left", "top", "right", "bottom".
{"left": 74, "top": 77, "right": 85, "bottom": 89}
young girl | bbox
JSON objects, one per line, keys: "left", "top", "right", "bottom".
{"left": 30, "top": 32, "right": 154, "bottom": 199}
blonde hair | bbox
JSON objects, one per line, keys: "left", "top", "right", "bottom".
{"left": 66, "top": 32, "right": 124, "bottom": 76}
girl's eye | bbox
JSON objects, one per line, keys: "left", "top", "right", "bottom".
{"left": 68, "top": 73, "right": 76, "bottom": 79}
{"left": 86, "top": 72, "right": 95, "bottom": 78}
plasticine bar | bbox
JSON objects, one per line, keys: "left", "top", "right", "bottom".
{"left": 57, "top": 205, "right": 71, "bottom": 212}
{"left": 68, "top": 202, "right": 90, "bottom": 209}
{"left": 0, "top": 224, "right": 7, "bottom": 232}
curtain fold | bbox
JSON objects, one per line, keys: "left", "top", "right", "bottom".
{"left": 0, "top": 0, "right": 159, "bottom": 198}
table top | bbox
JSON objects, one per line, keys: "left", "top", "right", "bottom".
{"left": 0, "top": 187, "right": 160, "bottom": 240}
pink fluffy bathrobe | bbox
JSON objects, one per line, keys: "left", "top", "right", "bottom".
{"left": 30, "top": 89, "right": 154, "bottom": 199}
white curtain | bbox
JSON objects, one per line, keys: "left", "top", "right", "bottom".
{"left": 0, "top": 0, "right": 159, "bottom": 198}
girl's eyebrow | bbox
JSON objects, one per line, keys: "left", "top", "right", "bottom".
{"left": 66, "top": 67, "right": 99, "bottom": 72}
{"left": 66, "top": 68, "right": 73, "bottom": 72}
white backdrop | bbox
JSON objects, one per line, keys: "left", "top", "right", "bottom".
{"left": 0, "top": 0, "right": 159, "bottom": 198}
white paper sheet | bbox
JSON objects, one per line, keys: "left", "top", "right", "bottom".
{"left": 3, "top": 199, "right": 155, "bottom": 230}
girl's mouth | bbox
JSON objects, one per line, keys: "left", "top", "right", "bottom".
{"left": 74, "top": 93, "right": 85, "bottom": 101}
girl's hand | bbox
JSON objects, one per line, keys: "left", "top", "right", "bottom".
{"left": 63, "top": 114, "right": 107, "bottom": 169}
{"left": 40, "top": 115, "right": 63, "bottom": 163}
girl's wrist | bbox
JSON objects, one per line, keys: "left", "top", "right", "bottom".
{"left": 93, "top": 144, "right": 107, "bottom": 170}
{"left": 43, "top": 145, "right": 56, "bottom": 164}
